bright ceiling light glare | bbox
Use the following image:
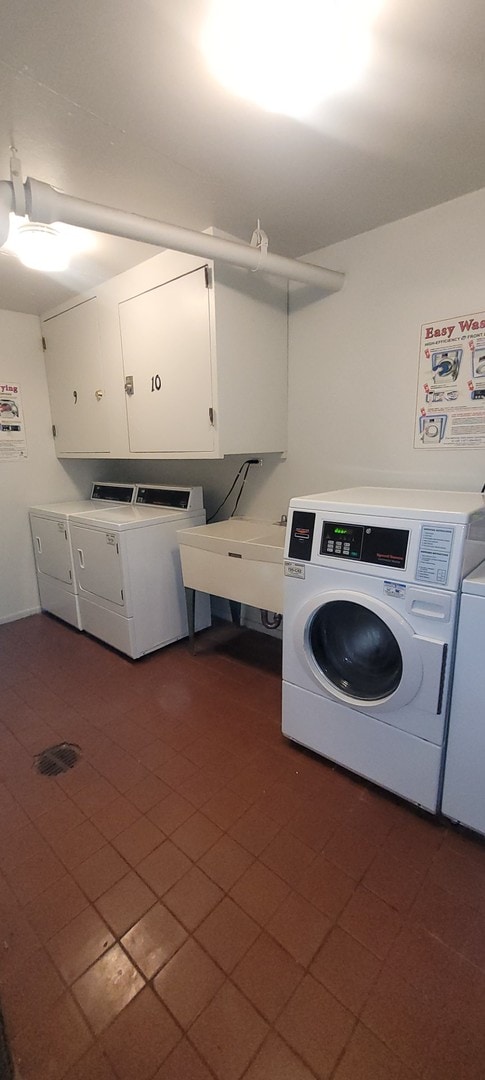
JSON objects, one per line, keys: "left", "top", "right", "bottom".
{"left": 202, "top": 0, "right": 382, "bottom": 117}
{"left": 4, "top": 214, "right": 95, "bottom": 273}
{"left": 15, "top": 222, "right": 70, "bottom": 272}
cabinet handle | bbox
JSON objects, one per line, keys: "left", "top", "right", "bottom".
{"left": 124, "top": 375, "right": 134, "bottom": 396}
{"left": 77, "top": 548, "right": 85, "bottom": 569}
{"left": 95, "top": 389, "right": 103, "bottom": 401}
{"left": 73, "top": 390, "right": 78, "bottom": 404}
{"left": 36, "top": 536, "right": 42, "bottom": 553}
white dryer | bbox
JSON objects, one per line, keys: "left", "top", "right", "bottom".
{"left": 69, "top": 485, "right": 211, "bottom": 658}
{"left": 441, "top": 560, "right": 485, "bottom": 834}
{"left": 29, "top": 482, "right": 137, "bottom": 629}
{"left": 282, "top": 487, "right": 485, "bottom": 812}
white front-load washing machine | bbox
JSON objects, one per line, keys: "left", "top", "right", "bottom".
{"left": 68, "top": 484, "right": 211, "bottom": 658}
{"left": 29, "top": 482, "right": 137, "bottom": 629}
{"left": 282, "top": 486, "right": 485, "bottom": 812}
{"left": 441, "top": 560, "right": 485, "bottom": 834}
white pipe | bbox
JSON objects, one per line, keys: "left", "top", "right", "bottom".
{"left": 0, "top": 181, "right": 14, "bottom": 247}
{"left": 24, "top": 177, "right": 344, "bottom": 294}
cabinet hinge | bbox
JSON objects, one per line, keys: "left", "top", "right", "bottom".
{"left": 209, "top": 407, "right": 214, "bottom": 426}
{"left": 42, "top": 336, "right": 47, "bottom": 351}
{"left": 52, "top": 424, "right": 57, "bottom": 438}
{"left": 204, "top": 265, "right": 212, "bottom": 289}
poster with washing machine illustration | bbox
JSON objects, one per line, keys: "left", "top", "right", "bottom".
{"left": 415, "top": 310, "right": 485, "bottom": 448}
{"left": 0, "top": 380, "right": 27, "bottom": 460}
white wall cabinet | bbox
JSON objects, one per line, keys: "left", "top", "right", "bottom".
{"left": 120, "top": 266, "right": 215, "bottom": 454}
{"left": 42, "top": 298, "right": 109, "bottom": 455}
{"left": 41, "top": 242, "right": 288, "bottom": 459}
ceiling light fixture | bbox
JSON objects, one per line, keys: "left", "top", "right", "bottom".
{"left": 3, "top": 211, "right": 95, "bottom": 273}
{"left": 4, "top": 151, "right": 94, "bottom": 273}
{"left": 14, "top": 221, "right": 70, "bottom": 272}
{"left": 202, "top": 0, "right": 382, "bottom": 117}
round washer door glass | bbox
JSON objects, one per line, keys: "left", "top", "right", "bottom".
{"left": 309, "top": 600, "right": 403, "bottom": 701}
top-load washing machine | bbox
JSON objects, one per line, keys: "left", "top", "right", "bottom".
{"left": 282, "top": 486, "right": 485, "bottom": 812}
{"left": 29, "top": 482, "right": 137, "bottom": 629}
{"left": 68, "top": 484, "right": 211, "bottom": 658}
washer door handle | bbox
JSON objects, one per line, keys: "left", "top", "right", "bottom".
{"left": 77, "top": 548, "right": 85, "bottom": 569}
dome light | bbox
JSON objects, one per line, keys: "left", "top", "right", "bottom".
{"left": 14, "top": 221, "right": 70, "bottom": 272}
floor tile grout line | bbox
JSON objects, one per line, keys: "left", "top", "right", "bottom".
{"left": 5, "top": 619, "right": 485, "bottom": 1080}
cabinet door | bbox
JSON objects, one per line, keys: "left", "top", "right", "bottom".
{"left": 119, "top": 267, "right": 215, "bottom": 453}
{"left": 43, "top": 298, "right": 109, "bottom": 453}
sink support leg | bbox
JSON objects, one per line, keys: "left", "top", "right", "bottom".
{"left": 185, "top": 587, "right": 196, "bottom": 653}
{"left": 229, "top": 600, "right": 242, "bottom": 627}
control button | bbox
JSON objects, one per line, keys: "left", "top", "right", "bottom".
{"left": 327, "top": 541, "right": 334, "bottom": 551}
{"left": 343, "top": 543, "right": 350, "bottom": 553}
{"left": 335, "top": 542, "right": 342, "bottom": 553}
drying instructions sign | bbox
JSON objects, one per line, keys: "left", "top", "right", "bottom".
{"left": 0, "top": 381, "right": 27, "bottom": 459}
{"left": 415, "top": 311, "right": 485, "bottom": 448}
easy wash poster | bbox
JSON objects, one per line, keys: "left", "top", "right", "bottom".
{"left": 415, "top": 311, "right": 485, "bottom": 449}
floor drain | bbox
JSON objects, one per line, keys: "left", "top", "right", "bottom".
{"left": 33, "top": 743, "right": 81, "bottom": 776}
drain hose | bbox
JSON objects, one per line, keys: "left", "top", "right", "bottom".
{"left": 261, "top": 610, "right": 282, "bottom": 630}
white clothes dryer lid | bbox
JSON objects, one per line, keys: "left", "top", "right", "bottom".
{"left": 69, "top": 505, "right": 196, "bottom": 529}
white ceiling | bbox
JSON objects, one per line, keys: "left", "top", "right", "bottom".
{"left": 1, "top": 0, "right": 484, "bottom": 315}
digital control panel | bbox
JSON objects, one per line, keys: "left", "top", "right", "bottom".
{"left": 136, "top": 487, "right": 191, "bottom": 508}
{"left": 320, "top": 521, "right": 409, "bottom": 570}
{"left": 91, "top": 483, "right": 135, "bottom": 503}
{"left": 320, "top": 522, "right": 363, "bottom": 560}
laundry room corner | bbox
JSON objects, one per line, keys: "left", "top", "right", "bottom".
{"left": 0, "top": 309, "right": 108, "bottom": 625}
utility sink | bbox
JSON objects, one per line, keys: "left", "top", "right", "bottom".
{"left": 177, "top": 517, "right": 286, "bottom": 615}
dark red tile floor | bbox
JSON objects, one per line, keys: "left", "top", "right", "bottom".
{"left": 1, "top": 614, "right": 485, "bottom": 1078}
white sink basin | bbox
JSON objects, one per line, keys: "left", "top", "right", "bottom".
{"left": 177, "top": 517, "right": 285, "bottom": 613}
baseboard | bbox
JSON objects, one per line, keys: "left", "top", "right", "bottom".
{"left": 0, "top": 605, "right": 41, "bottom": 626}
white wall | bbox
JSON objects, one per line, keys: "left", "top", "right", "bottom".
{"left": 107, "top": 185, "right": 485, "bottom": 627}
{"left": 5, "top": 184, "right": 485, "bottom": 625}
{"left": 240, "top": 186, "right": 485, "bottom": 522}
{"left": 0, "top": 311, "right": 104, "bottom": 624}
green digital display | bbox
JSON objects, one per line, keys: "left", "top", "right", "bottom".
{"left": 333, "top": 527, "right": 349, "bottom": 535}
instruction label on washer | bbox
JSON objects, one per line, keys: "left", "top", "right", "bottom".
{"left": 383, "top": 581, "right": 406, "bottom": 598}
{"left": 284, "top": 561, "right": 305, "bottom": 579}
{"left": 416, "top": 525, "right": 453, "bottom": 584}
